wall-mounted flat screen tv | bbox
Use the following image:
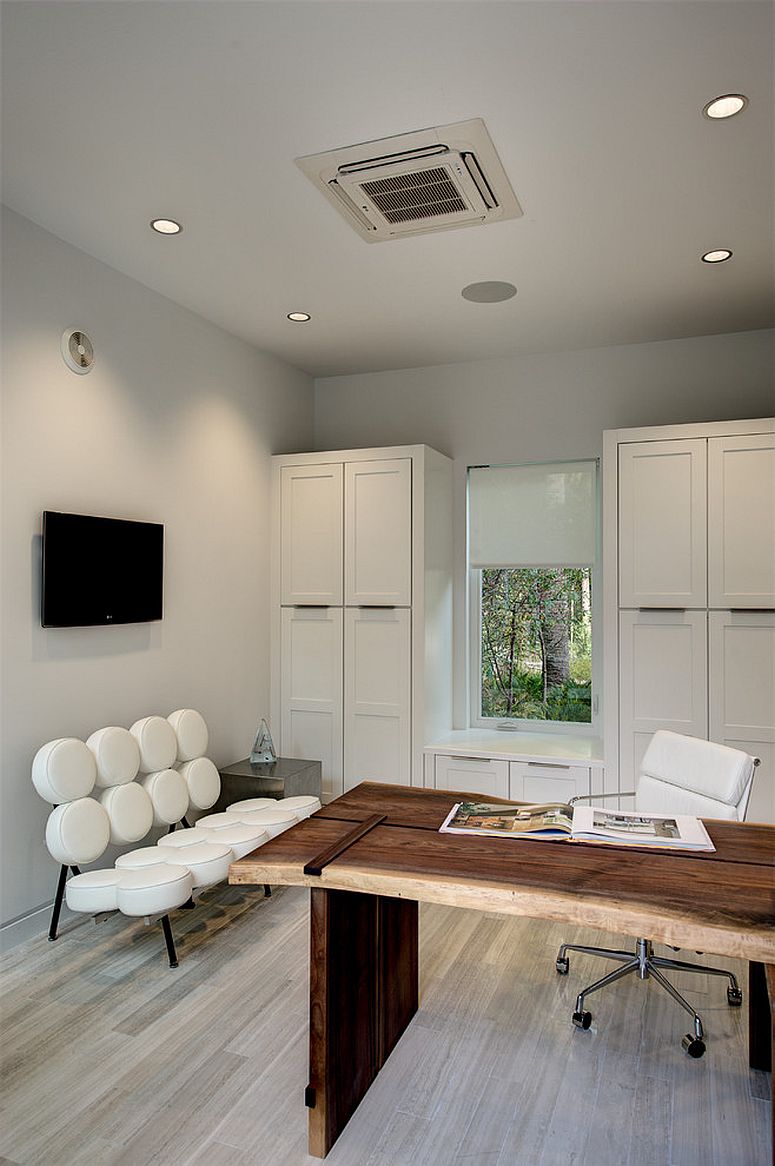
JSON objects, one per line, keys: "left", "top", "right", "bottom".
{"left": 41, "top": 511, "right": 164, "bottom": 627}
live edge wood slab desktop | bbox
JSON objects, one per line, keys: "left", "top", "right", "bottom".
{"left": 229, "top": 782, "right": 775, "bottom": 1161}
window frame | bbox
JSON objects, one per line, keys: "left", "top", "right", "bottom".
{"left": 467, "top": 459, "right": 602, "bottom": 735}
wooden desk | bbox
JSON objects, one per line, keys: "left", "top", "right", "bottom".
{"left": 230, "top": 782, "right": 775, "bottom": 1160}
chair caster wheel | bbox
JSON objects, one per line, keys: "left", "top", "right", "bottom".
{"left": 556, "top": 956, "right": 569, "bottom": 975}
{"left": 681, "top": 1035, "right": 705, "bottom": 1058}
{"left": 727, "top": 987, "right": 743, "bottom": 1007}
{"left": 572, "top": 1011, "right": 592, "bottom": 1030}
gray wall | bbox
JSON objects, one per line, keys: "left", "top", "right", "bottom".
{"left": 314, "top": 331, "right": 774, "bottom": 463}
{"left": 1, "top": 208, "right": 314, "bottom": 929}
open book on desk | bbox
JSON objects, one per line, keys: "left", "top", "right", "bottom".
{"left": 439, "top": 801, "right": 715, "bottom": 852}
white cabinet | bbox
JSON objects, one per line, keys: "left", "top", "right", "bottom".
{"left": 273, "top": 445, "right": 453, "bottom": 799}
{"left": 605, "top": 418, "right": 775, "bottom": 820}
{"left": 426, "top": 733, "right": 603, "bottom": 803}
{"left": 433, "top": 755, "right": 510, "bottom": 798}
{"left": 618, "top": 439, "right": 706, "bottom": 608}
{"left": 280, "top": 463, "right": 343, "bottom": 605}
{"left": 344, "top": 607, "right": 411, "bottom": 789}
{"left": 280, "top": 607, "right": 343, "bottom": 797}
{"left": 509, "top": 762, "right": 590, "bottom": 804}
{"left": 345, "top": 459, "right": 411, "bottom": 606}
{"left": 709, "top": 610, "right": 775, "bottom": 823}
{"left": 618, "top": 610, "right": 708, "bottom": 790}
{"left": 708, "top": 434, "right": 775, "bottom": 608}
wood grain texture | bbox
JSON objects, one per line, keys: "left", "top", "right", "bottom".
{"left": 307, "top": 888, "right": 418, "bottom": 1157}
{"left": 230, "top": 783, "right": 775, "bottom": 963}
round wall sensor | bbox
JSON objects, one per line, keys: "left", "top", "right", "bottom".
{"left": 61, "top": 329, "right": 95, "bottom": 374}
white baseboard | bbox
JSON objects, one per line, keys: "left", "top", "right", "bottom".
{"left": 0, "top": 901, "right": 79, "bottom": 953}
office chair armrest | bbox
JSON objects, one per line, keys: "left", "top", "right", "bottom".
{"left": 568, "top": 791, "right": 637, "bottom": 805}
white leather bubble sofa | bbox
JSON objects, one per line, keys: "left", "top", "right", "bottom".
{"left": 32, "top": 710, "right": 321, "bottom": 966}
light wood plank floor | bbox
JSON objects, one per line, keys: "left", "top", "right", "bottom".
{"left": 0, "top": 884, "right": 770, "bottom": 1165}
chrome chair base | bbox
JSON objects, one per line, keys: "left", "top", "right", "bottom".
{"left": 555, "top": 937, "right": 743, "bottom": 1058}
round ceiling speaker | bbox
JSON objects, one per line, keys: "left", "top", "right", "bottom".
{"left": 61, "top": 329, "right": 95, "bottom": 374}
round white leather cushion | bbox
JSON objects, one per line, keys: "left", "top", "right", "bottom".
{"left": 233, "top": 807, "right": 297, "bottom": 837}
{"left": 116, "top": 846, "right": 170, "bottom": 870}
{"left": 116, "top": 864, "right": 194, "bottom": 917}
{"left": 178, "top": 757, "right": 220, "bottom": 810}
{"left": 32, "top": 738, "right": 96, "bottom": 804}
{"left": 65, "top": 869, "right": 123, "bottom": 913}
{"left": 157, "top": 827, "right": 210, "bottom": 848}
{"left": 45, "top": 799, "right": 111, "bottom": 865}
{"left": 167, "top": 709, "right": 209, "bottom": 762}
{"left": 196, "top": 811, "right": 243, "bottom": 830}
{"left": 100, "top": 783, "right": 154, "bottom": 845}
{"left": 156, "top": 841, "right": 233, "bottom": 888}
{"left": 278, "top": 795, "right": 321, "bottom": 819}
{"left": 227, "top": 798, "right": 276, "bottom": 813}
{"left": 141, "top": 769, "right": 189, "bottom": 826}
{"left": 86, "top": 727, "right": 141, "bottom": 788}
{"left": 130, "top": 716, "right": 178, "bottom": 774}
{"left": 201, "top": 823, "right": 268, "bottom": 860}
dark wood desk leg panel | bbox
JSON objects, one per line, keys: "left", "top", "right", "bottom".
{"left": 378, "top": 896, "right": 419, "bottom": 1064}
{"left": 748, "top": 962, "right": 774, "bottom": 1166}
{"left": 307, "top": 888, "right": 419, "bottom": 1159}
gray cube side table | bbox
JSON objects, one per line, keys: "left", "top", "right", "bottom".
{"left": 215, "top": 757, "right": 322, "bottom": 813}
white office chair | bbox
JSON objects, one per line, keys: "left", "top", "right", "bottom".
{"left": 555, "top": 730, "right": 759, "bottom": 1058}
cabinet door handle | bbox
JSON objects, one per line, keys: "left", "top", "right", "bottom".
{"left": 449, "top": 756, "right": 493, "bottom": 764}
{"left": 636, "top": 607, "right": 687, "bottom": 612}
{"left": 526, "top": 762, "right": 572, "bottom": 770}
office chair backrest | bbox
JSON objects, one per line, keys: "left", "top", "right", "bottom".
{"left": 636, "top": 731, "right": 757, "bottom": 821}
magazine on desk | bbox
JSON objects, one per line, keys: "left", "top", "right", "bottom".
{"left": 439, "top": 801, "right": 715, "bottom": 852}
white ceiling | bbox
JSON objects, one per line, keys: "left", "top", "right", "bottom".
{"left": 2, "top": 1, "right": 773, "bottom": 377}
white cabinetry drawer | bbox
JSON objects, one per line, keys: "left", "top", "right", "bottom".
{"left": 509, "top": 762, "right": 590, "bottom": 804}
{"left": 433, "top": 755, "right": 509, "bottom": 799}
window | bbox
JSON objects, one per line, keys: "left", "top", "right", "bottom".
{"left": 468, "top": 460, "right": 598, "bottom": 727}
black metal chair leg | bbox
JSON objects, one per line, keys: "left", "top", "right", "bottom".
{"left": 182, "top": 816, "right": 191, "bottom": 829}
{"left": 160, "top": 915, "right": 179, "bottom": 968}
{"left": 263, "top": 884, "right": 272, "bottom": 898}
{"left": 48, "top": 865, "right": 69, "bottom": 941}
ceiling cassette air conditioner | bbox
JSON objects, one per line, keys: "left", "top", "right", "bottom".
{"left": 296, "top": 118, "right": 522, "bottom": 242}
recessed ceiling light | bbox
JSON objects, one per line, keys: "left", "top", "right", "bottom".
{"left": 461, "top": 281, "right": 517, "bottom": 303}
{"left": 703, "top": 94, "right": 748, "bottom": 120}
{"left": 150, "top": 218, "right": 182, "bottom": 235}
{"left": 701, "top": 249, "right": 733, "bottom": 263}
{"left": 287, "top": 312, "right": 311, "bottom": 322}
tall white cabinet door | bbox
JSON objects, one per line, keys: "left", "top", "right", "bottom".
{"left": 280, "top": 464, "right": 343, "bottom": 604}
{"left": 344, "top": 459, "right": 411, "bottom": 606}
{"left": 280, "top": 607, "right": 343, "bottom": 799}
{"left": 618, "top": 439, "right": 707, "bottom": 607}
{"left": 708, "top": 435, "right": 775, "bottom": 608}
{"left": 619, "top": 610, "right": 708, "bottom": 790}
{"left": 709, "top": 611, "right": 775, "bottom": 823}
{"left": 344, "top": 607, "right": 410, "bottom": 790}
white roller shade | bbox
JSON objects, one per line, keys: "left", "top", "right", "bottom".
{"left": 469, "top": 461, "right": 596, "bottom": 568}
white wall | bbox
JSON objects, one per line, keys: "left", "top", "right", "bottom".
{"left": 0, "top": 208, "right": 314, "bottom": 930}
{"left": 314, "top": 332, "right": 774, "bottom": 461}
{"left": 314, "top": 330, "right": 775, "bottom": 726}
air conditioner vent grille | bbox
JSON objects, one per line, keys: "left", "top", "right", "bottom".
{"left": 361, "top": 167, "right": 468, "bottom": 223}
{"left": 296, "top": 118, "right": 522, "bottom": 242}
